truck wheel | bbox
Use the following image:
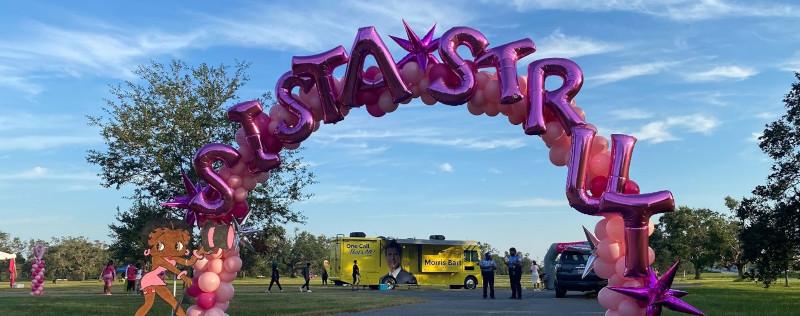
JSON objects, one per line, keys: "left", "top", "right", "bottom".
{"left": 555, "top": 286, "right": 567, "bottom": 298}
{"left": 380, "top": 275, "right": 396, "bottom": 290}
{"left": 464, "top": 276, "right": 478, "bottom": 290}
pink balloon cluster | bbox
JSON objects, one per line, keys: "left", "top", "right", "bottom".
{"left": 30, "top": 259, "right": 45, "bottom": 296}
{"left": 184, "top": 248, "right": 242, "bottom": 316}
{"left": 595, "top": 215, "right": 657, "bottom": 316}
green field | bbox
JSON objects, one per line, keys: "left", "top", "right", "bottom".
{"left": 664, "top": 273, "right": 800, "bottom": 316}
{"left": 0, "top": 277, "right": 421, "bottom": 316}
{"left": 1, "top": 274, "right": 798, "bottom": 315}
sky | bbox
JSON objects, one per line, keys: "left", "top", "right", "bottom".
{"left": 1, "top": 0, "right": 799, "bottom": 261}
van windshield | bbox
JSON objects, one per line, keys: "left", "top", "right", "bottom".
{"left": 560, "top": 252, "right": 588, "bottom": 264}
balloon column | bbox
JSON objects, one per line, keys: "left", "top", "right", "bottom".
{"left": 30, "top": 243, "right": 46, "bottom": 296}
{"left": 164, "top": 20, "right": 703, "bottom": 316}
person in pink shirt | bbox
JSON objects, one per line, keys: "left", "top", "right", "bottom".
{"left": 101, "top": 260, "right": 116, "bottom": 295}
{"left": 135, "top": 224, "right": 203, "bottom": 316}
{"left": 126, "top": 263, "right": 138, "bottom": 294}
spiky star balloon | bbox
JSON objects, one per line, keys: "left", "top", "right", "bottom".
{"left": 162, "top": 171, "right": 200, "bottom": 226}
{"left": 390, "top": 20, "right": 439, "bottom": 71}
{"left": 582, "top": 226, "right": 600, "bottom": 279}
{"left": 609, "top": 261, "right": 705, "bottom": 316}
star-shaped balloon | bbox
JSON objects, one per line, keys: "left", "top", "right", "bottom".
{"left": 609, "top": 261, "right": 705, "bottom": 316}
{"left": 582, "top": 226, "right": 600, "bottom": 279}
{"left": 162, "top": 171, "right": 200, "bottom": 226}
{"left": 390, "top": 20, "right": 440, "bottom": 71}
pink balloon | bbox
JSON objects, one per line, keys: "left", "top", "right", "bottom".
{"left": 589, "top": 151, "right": 611, "bottom": 178}
{"left": 597, "top": 287, "right": 625, "bottom": 310}
{"left": 196, "top": 292, "right": 217, "bottom": 309}
{"left": 605, "top": 310, "right": 622, "bottom": 316}
{"left": 484, "top": 102, "right": 499, "bottom": 117}
{"left": 242, "top": 175, "right": 257, "bottom": 191}
{"left": 648, "top": 247, "right": 656, "bottom": 265}
{"left": 597, "top": 241, "right": 622, "bottom": 261}
{"left": 207, "top": 259, "right": 223, "bottom": 274}
{"left": 617, "top": 299, "right": 645, "bottom": 316}
{"left": 378, "top": 91, "right": 399, "bottom": 113}
{"left": 593, "top": 258, "right": 616, "bottom": 279}
{"left": 594, "top": 218, "right": 609, "bottom": 240}
{"left": 226, "top": 176, "right": 242, "bottom": 189}
{"left": 591, "top": 135, "right": 609, "bottom": 155}
{"left": 467, "top": 100, "right": 484, "bottom": 116}
{"left": 614, "top": 257, "right": 627, "bottom": 277}
{"left": 608, "top": 274, "right": 626, "bottom": 286}
{"left": 648, "top": 220, "right": 656, "bottom": 236}
{"left": 186, "top": 306, "right": 203, "bottom": 316}
{"left": 605, "top": 215, "right": 625, "bottom": 242}
{"left": 219, "top": 271, "right": 237, "bottom": 283}
{"left": 186, "top": 284, "right": 202, "bottom": 297}
{"left": 420, "top": 93, "right": 437, "bottom": 105}
{"left": 483, "top": 79, "right": 500, "bottom": 104}
{"left": 203, "top": 307, "right": 225, "bottom": 316}
{"left": 622, "top": 279, "right": 643, "bottom": 288}
{"left": 231, "top": 161, "right": 247, "bottom": 176}
{"left": 214, "top": 301, "right": 230, "bottom": 311}
{"left": 198, "top": 272, "right": 221, "bottom": 292}
{"left": 542, "top": 121, "right": 565, "bottom": 145}
{"left": 233, "top": 188, "right": 247, "bottom": 202}
{"left": 549, "top": 139, "right": 570, "bottom": 167}
{"left": 223, "top": 256, "right": 242, "bottom": 273}
{"left": 216, "top": 282, "right": 235, "bottom": 302}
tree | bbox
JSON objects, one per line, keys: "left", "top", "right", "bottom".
{"left": 281, "top": 230, "right": 329, "bottom": 278}
{"left": 87, "top": 60, "right": 314, "bottom": 262}
{"left": 655, "top": 206, "right": 734, "bottom": 279}
{"left": 723, "top": 196, "right": 747, "bottom": 280}
{"left": 46, "top": 236, "right": 110, "bottom": 280}
{"left": 734, "top": 73, "right": 800, "bottom": 287}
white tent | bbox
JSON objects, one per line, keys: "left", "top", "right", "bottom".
{"left": 0, "top": 251, "right": 16, "bottom": 260}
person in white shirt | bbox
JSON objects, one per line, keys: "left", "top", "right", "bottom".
{"left": 531, "top": 260, "right": 541, "bottom": 291}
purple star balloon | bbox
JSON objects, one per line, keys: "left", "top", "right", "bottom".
{"left": 162, "top": 171, "right": 200, "bottom": 226}
{"left": 609, "top": 261, "right": 705, "bottom": 316}
{"left": 390, "top": 20, "right": 440, "bottom": 71}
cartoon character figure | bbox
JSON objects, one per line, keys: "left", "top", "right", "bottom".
{"left": 136, "top": 224, "right": 203, "bottom": 316}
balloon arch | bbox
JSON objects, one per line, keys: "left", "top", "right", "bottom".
{"left": 163, "top": 22, "right": 704, "bottom": 316}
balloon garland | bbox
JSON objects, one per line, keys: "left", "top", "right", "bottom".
{"left": 30, "top": 243, "right": 46, "bottom": 296}
{"left": 164, "top": 21, "right": 703, "bottom": 316}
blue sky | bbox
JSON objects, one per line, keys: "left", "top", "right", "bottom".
{"left": 1, "top": 0, "right": 798, "bottom": 260}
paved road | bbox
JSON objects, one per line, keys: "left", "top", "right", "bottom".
{"left": 343, "top": 288, "right": 605, "bottom": 316}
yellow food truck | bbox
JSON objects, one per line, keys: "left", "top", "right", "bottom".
{"left": 328, "top": 233, "right": 482, "bottom": 289}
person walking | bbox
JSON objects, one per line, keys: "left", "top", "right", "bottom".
{"left": 479, "top": 252, "right": 496, "bottom": 299}
{"left": 352, "top": 260, "right": 361, "bottom": 291}
{"left": 267, "top": 261, "right": 282, "bottom": 293}
{"left": 506, "top": 248, "right": 522, "bottom": 299}
{"left": 100, "top": 260, "right": 116, "bottom": 295}
{"left": 322, "top": 261, "right": 329, "bottom": 286}
{"left": 134, "top": 263, "right": 143, "bottom": 294}
{"left": 531, "top": 260, "right": 541, "bottom": 291}
{"left": 300, "top": 262, "right": 312, "bottom": 293}
{"left": 125, "top": 263, "right": 137, "bottom": 294}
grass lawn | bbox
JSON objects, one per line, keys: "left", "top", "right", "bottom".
{"left": 0, "top": 277, "right": 421, "bottom": 316}
{"left": 665, "top": 273, "right": 800, "bottom": 316}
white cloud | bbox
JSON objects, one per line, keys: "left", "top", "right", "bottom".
{"left": 591, "top": 61, "right": 679, "bottom": 85}
{"left": 438, "top": 163, "right": 454, "bottom": 173}
{"left": 0, "top": 166, "right": 97, "bottom": 181}
{"left": 202, "top": 0, "right": 473, "bottom": 53}
{"left": 494, "top": 0, "right": 800, "bottom": 21}
{"left": 748, "top": 132, "right": 762, "bottom": 143}
{"left": 610, "top": 108, "right": 653, "bottom": 120}
{"left": 0, "top": 112, "right": 79, "bottom": 131}
{"left": 305, "top": 185, "right": 376, "bottom": 204}
{"left": 315, "top": 126, "right": 527, "bottom": 151}
{"left": 503, "top": 197, "right": 567, "bottom": 208}
{"left": 756, "top": 112, "right": 775, "bottom": 120}
{"left": 684, "top": 65, "right": 757, "bottom": 82}
{"left": 534, "top": 29, "right": 622, "bottom": 59}
{"left": 488, "top": 168, "right": 502, "bottom": 174}
{"left": 780, "top": 53, "right": 800, "bottom": 72}
{"left": 0, "top": 135, "right": 100, "bottom": 151}
{"left": 0, "top": 21, "right": 202, "bottom": 94}
{"left": 633, "top": 114, "right": 719, "bottom": 143}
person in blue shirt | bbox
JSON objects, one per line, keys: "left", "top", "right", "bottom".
{"left": 479, "top": 252, "right": 497, "bottom": 299}
{"left": 506, "top": 247, "right": 523, "bottom": 299}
